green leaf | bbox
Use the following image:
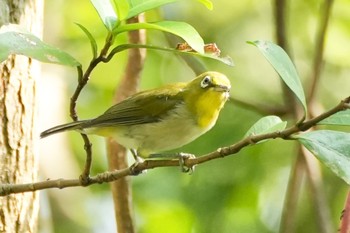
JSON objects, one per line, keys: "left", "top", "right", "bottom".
{"left": 297, "top": 130, "right": 350, "bottom": 184}
{"left": 0, "top": 24, "right": 80, "bottom": 66}
{"left": 113, "top": 0, "right": 130, "bottom": 20}
{"left": 75, "top": 23, "right": 98, "bottom": 60}
{"left": 107, "top": 44, "right": 233, "bottom": 65}
{"left": 127, "top": 0, "right": 213, "bottom": 19}
{"left": 115, "top": 21, "right": 204, "bottom": 53}
{"left": 196, "top": 0, "right": 213, "bottom": 10}
{"left": 244, "top": 116, "right": 287, "bottom": 140}
{"left": 248, "top": 40, "right": 307, "bottom": 116}
{"left": 91, "top": 0, "right": 118, "bottom": 31}
{"left": 318, "top": 110, "right": 350, "bottom": 126}
{"left": 127, "top": 0, "right": 178, "bottom": 18}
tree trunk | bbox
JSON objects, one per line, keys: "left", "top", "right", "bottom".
{"left": 0, "top": 0, "right": 43, "bottom": 232}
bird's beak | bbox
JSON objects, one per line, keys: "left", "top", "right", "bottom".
{"left": 214, "top": 84, "right": 231, "bottom": 93}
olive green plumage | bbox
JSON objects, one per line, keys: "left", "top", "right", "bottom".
{"left": 41, "top": 71, "right": 231, "bottom": 158}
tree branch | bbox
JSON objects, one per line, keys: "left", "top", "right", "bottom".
{"left": 1, "top": 96, "right": 348, "bottom": 196}
{"left": 279, "top": 150, "right": 305, "bottom": 233}
{"left": 107, "top": 14, "right": 146, "bottom": 233}
{"left": 273, "top": 0, "right": 300, "bottom": 118}
{"left": 308, "top": 0, "right": 334, "bottom": 108}
{"left": 340, "top": 189, "right": 350, "bottom": 233}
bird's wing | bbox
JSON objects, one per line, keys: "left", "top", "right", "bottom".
{"left": 84, "top": 83, "right": 186, "bottom": 128}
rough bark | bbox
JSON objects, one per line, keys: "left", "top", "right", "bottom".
{"left": 0, "top": 0, "right": 43, "bottom": 232}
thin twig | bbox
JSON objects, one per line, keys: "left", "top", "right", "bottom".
{"left": 308, "top": 0, "right": 334, "bottom": 107}
{"left": 69, "top": 32, "right": 116, "bottom": 184}
{"left": 1, "top": 96, "right": 348, "bottom": 196}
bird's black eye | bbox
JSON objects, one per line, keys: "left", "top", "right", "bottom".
{"left": 200, "top": 76, "right": 211, "bottom": 88}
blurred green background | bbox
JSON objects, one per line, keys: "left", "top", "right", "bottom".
{"left": 38, "top": 0, "right": 350, "bottom": 232}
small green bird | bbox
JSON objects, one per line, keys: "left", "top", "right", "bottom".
{"left": 41, "top": 71, "right": 231, "bottom": 159}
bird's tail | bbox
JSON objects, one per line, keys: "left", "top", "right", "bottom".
{"left": 40, "top": 120, "right": 86, "bottom": 138}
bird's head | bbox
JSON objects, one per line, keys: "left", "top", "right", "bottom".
{"left": 185, "top": 71, "right": 231, "bottom": 100}
{"left": 183, "top": 71, "right": 231, "bottom": 129}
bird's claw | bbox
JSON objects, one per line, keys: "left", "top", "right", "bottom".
{"left": 130, "top": 161, "right": 147, "bottom": 176}
{"left": 178, "top": 153, "right": 196, "bottom": 174}
{"left": 129, "top": 154, "right": 148, "bottom": 175}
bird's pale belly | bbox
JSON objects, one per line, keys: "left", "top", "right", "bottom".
{"left": 92, "top": 104, "right": 217, "bottom": 158}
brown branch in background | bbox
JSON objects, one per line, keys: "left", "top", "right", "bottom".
{"left": 292, "top": 147, "right": 332, "bottom": 233}
{"left": 273, "top": 0, "right": 299, "bottom": 116}
{"left": 274, "top": 0, "right": 289, "bottom": 51}
{"left": 229, "top": 97, "right": 288, "bottom": 116}
{"left": 274, "top": 0, "right": 333, "bottom": 232}
{"left": 302, "top": 147, "right": 332, "bottom": 233}
{"left": 280, "top": 148, "right": 332, "bottom": 233}
{"left": 279, "top": 151, "right": 305, "bottom": 233}
{"left": 106, "top": 14, "right": 146, "bottom": 233}
{"left": 340, "top": 190, "right": 350, "bottom": 233}
{"left": 274, "top": 1, "right": 306, "bottom": 231}
{"left": 301, "top": 1, "right": 334, "bottom": 232}
{"left": 1, "top": 96, "right": 348, "bottom": 196}
{"left": 308, "top": 0, "right": 334, "bottom": 115}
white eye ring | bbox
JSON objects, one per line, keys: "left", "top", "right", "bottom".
{"left": 201, "top": 76, "right": 211, "bottom": 88}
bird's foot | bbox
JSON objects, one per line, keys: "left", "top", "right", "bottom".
{"left": 177, "top": 153, "right": 196, "bottom": 174}
{"left": 130, "top": 159, "right": 148, "bottom": 176}
{"left": 148, "top": 152, "right": 196, "bottom": 173}
{"left": 130, "top": 149, "right": 147, "bottom": 175}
